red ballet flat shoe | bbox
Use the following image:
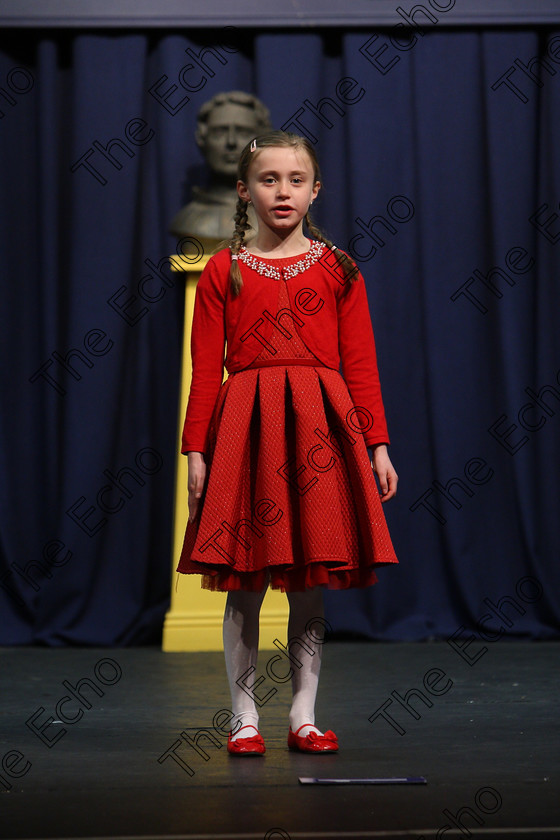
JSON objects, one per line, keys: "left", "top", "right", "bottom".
{"left": 227, "top": 725, "right": 266, "bottom": 756}
{"left": 287, "top": 724, "right": 338, "bottom": 753}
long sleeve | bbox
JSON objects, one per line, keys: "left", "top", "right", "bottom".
{"left": 336, "top": 273, "right": 390, "bottom": 447}
{"left": 181, "top": 258, "right": 227, "bottom": 454}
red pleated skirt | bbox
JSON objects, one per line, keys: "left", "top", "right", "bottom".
{"left": 177, "top": 360, "right": 398, "bottom": 592}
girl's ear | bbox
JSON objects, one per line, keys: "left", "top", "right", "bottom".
{"left": 312, "top": 180, "right": 321, "bottom": 202}
{"left": 237, "top": 180, "right": 250, "bottom": 203}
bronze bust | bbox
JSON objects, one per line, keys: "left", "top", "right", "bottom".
{"left": 169, "top": 91, "right": 272, "bottom": 249}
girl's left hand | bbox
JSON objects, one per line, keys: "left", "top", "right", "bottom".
{"left": 369, "top": 444, "right": 398, "bottom": 502}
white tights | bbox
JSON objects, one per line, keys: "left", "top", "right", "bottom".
{"left": 223, "top": 581, "right": 325, "bottom": 740}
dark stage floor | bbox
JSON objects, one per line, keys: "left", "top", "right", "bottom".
{"left": 1, "top": 642, "right": 558, "bottom": 839}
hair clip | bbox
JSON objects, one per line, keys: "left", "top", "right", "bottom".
{"left": 331, "top": 244, "right": 337, "bottom": 250}
{"left": 231, "top": 253, "right": 239, "bottom": 260}
{"left": 250, "top": 138, "right": 257, "bottom": 152}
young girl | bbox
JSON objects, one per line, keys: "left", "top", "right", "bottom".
{"left": 177, "top": 130, "right": 398, "bottom": 755}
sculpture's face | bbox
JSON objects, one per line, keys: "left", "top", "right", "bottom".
{"left": 200, "top": 102, "right": 262, "bottom": 178}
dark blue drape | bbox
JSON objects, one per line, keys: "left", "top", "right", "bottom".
{"left": 1, "top": 25, "right": 559, "bottom": 644}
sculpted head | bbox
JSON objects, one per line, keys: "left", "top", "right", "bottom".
{"left": 196, "top": 91, "right": 272, "bottom": 179}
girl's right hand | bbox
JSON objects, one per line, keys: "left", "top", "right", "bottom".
{"left": 187, "top": 451, "right": 207, "bottom": 522}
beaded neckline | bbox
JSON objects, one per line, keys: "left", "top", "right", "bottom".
{"left": 236, "top": 240, "right": 326, "bottom": 280}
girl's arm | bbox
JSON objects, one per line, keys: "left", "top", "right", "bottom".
{"left": 181, "top": 256, "right": 227, "bottom": 455}
{"left": 181, "top": 255, "right": 228, "bottom": 520}
{"left": 186, "top": 451, "right": 206, "bottom": 521}
{"left": 337, "top": 270, "right": 398, "bottom": 501}
{"left": 369, "top": 443, "right": 398, "bottom": 502}
{"left": 337, "top": 271, "right": 389, "bottom": 448}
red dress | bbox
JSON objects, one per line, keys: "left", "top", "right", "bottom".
{"left": 177, "top": 246, "right": 398, "bottom": 592}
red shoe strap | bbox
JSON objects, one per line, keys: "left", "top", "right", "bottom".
{"left": 231, "top": 724, "right": 259, "bottom": 736}
{"left": 293, "top": 723, "right": 318, "bottom": 736}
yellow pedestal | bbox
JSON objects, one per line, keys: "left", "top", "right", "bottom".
{"left": 162, "top": 255, "right": 289, "bottom": 651}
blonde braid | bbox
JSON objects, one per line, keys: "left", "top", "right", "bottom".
{"left": 228, "top": 197, "right": 251, "bottom": 296}
{"left": 305, "top": 212, "right": 359, "bottom": 285}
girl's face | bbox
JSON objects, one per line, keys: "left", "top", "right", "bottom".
{"left": 237, "top": 146, "right": 320, "bottom": 236}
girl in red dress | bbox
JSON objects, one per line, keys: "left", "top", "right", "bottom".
{"left": 177, "top": 130, "right": 398, "bottom": 755}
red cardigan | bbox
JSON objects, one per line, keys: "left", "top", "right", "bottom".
{"left": 182, "top": 243, "right": 390, "bottom": 454}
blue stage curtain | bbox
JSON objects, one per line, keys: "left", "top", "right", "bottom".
{"left": 1, "top": 25, "right": 559, "bottom": 644}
